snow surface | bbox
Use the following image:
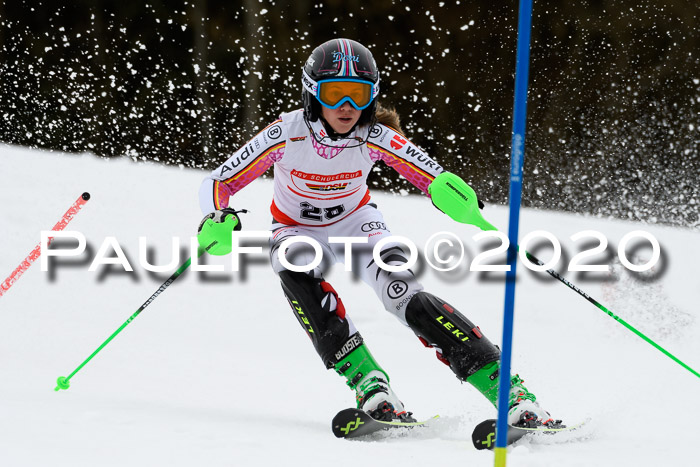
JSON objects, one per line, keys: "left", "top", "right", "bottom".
{"left": 1, "top": 144, "right": 698, "bottom": 467}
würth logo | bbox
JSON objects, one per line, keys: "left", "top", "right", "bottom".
{"left": 390, "top": 135, "right": 407, "bottom": 150}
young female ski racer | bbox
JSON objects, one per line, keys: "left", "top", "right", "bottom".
{"left": 197, "top": 38, "right": 558, "bottom": 427}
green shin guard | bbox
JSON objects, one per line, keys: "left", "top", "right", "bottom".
{"left": 333, "top": 340, "right": 389, "bottom": 408}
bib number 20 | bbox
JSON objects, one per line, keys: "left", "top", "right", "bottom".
{"left": 300, "top": 202, "right": 345, "bottom": 222}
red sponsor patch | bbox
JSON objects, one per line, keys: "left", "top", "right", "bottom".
{"left": 391, "top": 134, "right": 407, "bottom": 150}
{"left": 291, "top": 169, "right": 362, "bottom": 182}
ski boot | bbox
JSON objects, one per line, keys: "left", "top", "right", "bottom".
{"left": 334, "top": 342, "right": 416, "bottom": 423}
{"left": 508, "top": 374, "right": 564, "bottom": 428}
{"left": 356, "top": 370, "right": 416, "bottom": 422}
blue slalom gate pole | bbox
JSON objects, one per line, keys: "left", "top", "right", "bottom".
{"left": 494, "top": 0, "right": 534, "bottom": 465}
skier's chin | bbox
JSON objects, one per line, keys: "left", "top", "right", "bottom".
{"left": 330, "top": 117, "right": 358, "bottom": 133}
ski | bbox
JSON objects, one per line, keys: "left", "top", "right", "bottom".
{"left": 471, "top": 418, "right": 589, "bottom": 450}
{"left": 332, "top": 408, "right": 439, "bottom": 439}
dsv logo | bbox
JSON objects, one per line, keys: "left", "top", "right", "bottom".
{"left": 361, "top": 221, "right": 387, "bottom": 232}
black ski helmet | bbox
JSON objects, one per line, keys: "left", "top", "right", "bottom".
{"left": 301, "top": 38, "right": 380, "bottom": 125}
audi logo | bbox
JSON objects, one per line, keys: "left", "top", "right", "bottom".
{"left": 361, "top": 221, "right": 387, "bottom": 232}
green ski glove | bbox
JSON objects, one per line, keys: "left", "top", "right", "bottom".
{"left": 428, "top": 172, "right": 496, "bottom": 231}
{"left": 197, "top": 208, "right": 246, "bottom": 255}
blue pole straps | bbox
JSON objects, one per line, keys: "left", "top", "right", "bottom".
{"left": 494, "top": 0, "right": 534, "bottom": 459}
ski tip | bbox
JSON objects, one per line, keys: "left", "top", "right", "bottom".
{"left": 472, "top": 419, "right": 497, "bottom": 450}
{"left": 81, "top": 192, "right": 91, "bottom": 201}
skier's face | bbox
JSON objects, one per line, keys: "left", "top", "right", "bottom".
{"left": 321, "top": 102, "right": 361, "bottom": 134}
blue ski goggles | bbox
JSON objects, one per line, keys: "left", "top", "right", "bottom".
{"left": 302, "top": 69, "right": 380, "bottom": 110}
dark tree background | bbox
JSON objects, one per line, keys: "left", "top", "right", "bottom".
{"left": 0, "top": 0, "right": 698, "bottom": 227}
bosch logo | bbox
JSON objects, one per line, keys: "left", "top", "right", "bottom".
{"left": 387, "top": 280, "right": 408, "bottom": 299}
{"left": 361, "top": 221, "right": 387, "bottom": 232}
{"left": 267, "top": 125, "right": 282, "bottom": 140}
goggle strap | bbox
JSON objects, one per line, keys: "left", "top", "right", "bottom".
{"left": 301, "top": 68, "right": 318, "bottom": 95}
{"left": 372, "top": 73, "right": 380, "bottom": 99}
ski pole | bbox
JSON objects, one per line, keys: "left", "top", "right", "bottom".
{"left": 460, "top": 204, "right": 700, "bottom": 379}
{"left": 1, "top": 192, "right": 91, "bottom": 298}
{"left": 54, "top": 245, "right": 207, "bottom": 391}
{"left": 522, "top": 250, "right": 700, "bottom": 379}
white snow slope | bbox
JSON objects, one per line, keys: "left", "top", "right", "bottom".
{"left": 1, "top": 144, "right": 698, "bottom": 467}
